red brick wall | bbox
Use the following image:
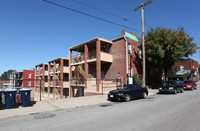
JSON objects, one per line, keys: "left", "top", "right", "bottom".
{"left": 104, "top": 39, "right": 127, "bottom": 83}
{"left": 175, "top": 58, "right": 198, "bottom": 81}
{"left": 104, "top": 31, "right": 142, "bottom": 84}
{"left": 23, "top": 69, "right": 35, "bottom": 88}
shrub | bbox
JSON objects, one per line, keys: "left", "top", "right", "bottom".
{"left": 133, "top": 74, "right": 142, "bottom": 85}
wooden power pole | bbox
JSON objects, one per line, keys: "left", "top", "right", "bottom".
{"left": 134, "top": 0, "right": 153, "bottom": 88}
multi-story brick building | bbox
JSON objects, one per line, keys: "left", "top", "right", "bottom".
{"left": 11, "top": 70, "right": 35, "bottom": 88}
{"left": 35, "top": 63, "right": 48, "bottom": 95}
{"left": 69, "top": 31, "right": 142, "bottom": 97}
{"left": 174, "top": 58, "right": 198, "bottom": 81}
{"left": 48, "top": 57, "right": 69, "bottom": 98}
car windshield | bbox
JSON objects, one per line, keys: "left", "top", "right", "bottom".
{"left": 163, "top": 81, "right": 176, "bottom": 86}
{"left": 123, "top": 85, "right": 132, "bottom": 90}
{"left": 184, "top": 81, "right": 192, "bottom": 84}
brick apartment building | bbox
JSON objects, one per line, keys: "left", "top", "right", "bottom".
{"left": 69, "top": 31, "right": 142, "bottom": 97}
{"left": 174, "top": 58, "right": 198, "bottom": 81}
{"left": 35, "top": 63, "right": 48, "bottom": 95}
{"left": 48, "top": 57, "right": 69, "bottom": 98}
{"left": 10, "top": 70, "right": 35, "bottom": 88}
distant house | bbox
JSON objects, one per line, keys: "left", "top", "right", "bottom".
{"left": 10, "top": 69, "right": 35, "bottom": 88}
{"left": 174, "top": 58, "right": 198, "bottom": 81}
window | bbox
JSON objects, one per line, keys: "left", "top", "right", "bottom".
{"left": 45, "top": 76, "right": 48, "bottom": 82}
{"left": 180, "top": 65, "right": 184, "bottom": 71}
{"left": 45, "top": 65, "right": 48, "bottom": 71}
{"left": 28, "top": 81, "right": 31, "bottom": 86}
{"left": 128, "top": 68, "right": 132, "bottom": 77}
{"left": 28, "top": 73, "right": 31, "bottom": 78}
{"left": 138, "top": 50, "right": 142, "bottom": 58}
{"left": 128, "top": 43, "right": 132, "bottom": 55}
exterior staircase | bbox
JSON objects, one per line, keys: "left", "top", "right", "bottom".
{"left": 77, "top": 65, "right": 93, "bottom": 78}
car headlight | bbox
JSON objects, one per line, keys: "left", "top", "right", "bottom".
{"left": 159, "top": 88, "right": 162, "bottom": 90}
{"left": 187, "top": 85, "right": 191, "bottom": 87}
{"left": 117, "top": 93, "right": 123, "bottom": 96}
{"left": 169, "top": 87, "right": 174, "bottom": 90}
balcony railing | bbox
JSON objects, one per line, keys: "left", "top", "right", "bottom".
{"left": 72, "top": 55, "right": 85, "bottom": 64}
{"left": 70, "top": 78, "right": 85, "bottom": 86}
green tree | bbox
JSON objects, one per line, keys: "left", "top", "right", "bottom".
{"left": 145, "top": 27, "right": 196, "bottom": 80}
{"left": 0, "top": 70, "right": 16, "bottom": 80}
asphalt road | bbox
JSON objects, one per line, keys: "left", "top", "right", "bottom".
{"left": 1, "top": 86, "right": 200, "bottom": 131}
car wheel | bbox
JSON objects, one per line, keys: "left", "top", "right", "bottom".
{"left": 125, "top": 94, "right": 131, "bottom": 102}
{"left": 142, "top": 92, "right": 147, "bottom": 99}
{"left": 180, "top": 88, "right": 184, "bottom": 93}
{"left": 174, "top": 89, "right": 177, "bottom": 94}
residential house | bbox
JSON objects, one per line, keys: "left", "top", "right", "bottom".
{"left": 174, "top": 58, "right": 198, "bottom": 81}
{"left": 10, "top": 70, "right": 35, "bottom": 88}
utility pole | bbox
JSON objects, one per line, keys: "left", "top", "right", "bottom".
{"left": 134, "top": 0, "right": 153, "bottom": 88}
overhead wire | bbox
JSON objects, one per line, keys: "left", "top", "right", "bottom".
{"left": 71, "top": 0, "right": 141, "bottom": 25}
{"left": 42, "top": 0, "right": 141, "bottom": 33}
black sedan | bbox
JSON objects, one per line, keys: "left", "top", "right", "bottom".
{"left": 108, "top": 85, "right": 148, "bottom": 102}
{"left": 159, "top": 80, "right": 184, "bottom": 94}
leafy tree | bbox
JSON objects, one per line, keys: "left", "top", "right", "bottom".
{"left": 145, "top": 27, "right": 196, "bottom": 80}
{"left": 0, "top": 70, "right": 16, "bottom": 80}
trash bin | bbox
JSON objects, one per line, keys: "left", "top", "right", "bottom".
{"left": 0, "top": 89, "right": 3, "bottom": 110}
{"left": 20, "top": 88, "right": 32, "bottom": 107}
{"left": 4, "top": 89, "right": 17, "bottom": 109}
{"left": 0, "top": 89, "right": 2, "bottom": 104}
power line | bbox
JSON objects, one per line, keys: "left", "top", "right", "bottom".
{"left": 144, "top": 20, "right": 153, "bottom": 29}
{"left": 71, "top": 0, "right": 141, "bottom": 25}
{"left": 42, "top": 0, "right": 141, "bottom": 33}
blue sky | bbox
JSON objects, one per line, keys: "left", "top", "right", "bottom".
{"left": 0, "top": 0, "right": 200, "bottom": 75}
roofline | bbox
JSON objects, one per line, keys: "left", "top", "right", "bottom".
{"left": 69, "top": 37, "right": 113, "bottom": 51}
{"left": 48, "top": 57, "right": 69, "bottom": 63}
{"left": 35, "top": 63, "right": 48, "bottom": 67}
{"left": 109, "top": 35, "right": 124, "bottom": 42}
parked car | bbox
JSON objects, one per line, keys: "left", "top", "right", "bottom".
{"left": 159, "top": 80, "right": 184, "bottom": 94}
{"left": 108, "top": 84, "right": 148, "bottom": 102}
{"left": 183, "top": 80, "right": 197, "bottom": 90}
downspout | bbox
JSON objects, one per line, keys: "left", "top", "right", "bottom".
{"left": 124, "top": 36, "right": 129, "bottom": 84}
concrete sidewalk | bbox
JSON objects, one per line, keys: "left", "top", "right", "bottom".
{"left": 0, "top": 89, "right": 158, "bottom": 119}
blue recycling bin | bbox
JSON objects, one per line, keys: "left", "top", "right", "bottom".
{"left": 4, "top": 89, "right": 17, "bottom": 109}
{"left": 20, "top": 88, "right": 32, "bottom": 107}
{"left": 0, "top": 89, "right": 3, "bottom": 104}
{"left": 0, "top": 89, "right": 3, "bottom": 110}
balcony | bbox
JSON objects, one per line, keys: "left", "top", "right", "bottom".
{"left": 70, "top": 79, "right": 85, "bottom": 87}
{"left": 45, "top": 71, "right": 48, "bottom": 76}
{"left": 100, "top": 52, "right": 113, "bottom": 63}
{"left": 71, "top": 52, "right": 112, "bottom": 65}
{"left": 63, "top": 66, "right": 69, "bottom": 73}
{"left": 63, "top": 81, "right": 69, "bottom": 88}
{"left": 45, "top": 82, "right": 48, "bottom": 87}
